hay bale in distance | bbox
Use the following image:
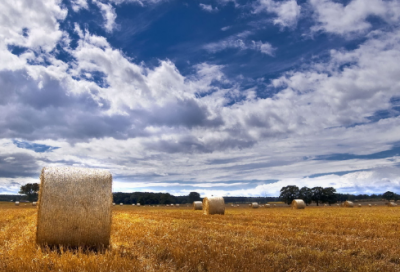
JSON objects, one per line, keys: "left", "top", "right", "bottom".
{"left": 176, "top": 204, "right": 180, "bottom": 207}
{"left": 368, "top": 204, "right": 372, "bottom": 207}
{"left": 36, "top": 166, "right": 112, "bottom": 248}
{"left": 273, "top": 204, "right": 276, "bottom": 207}
{"left": 265, "top": 204, "right": 271, "bottom": 208}
{"left": 343, "top": 201, "right": 354, "bottom": 208}
{"left": 112, "top": 203, "right": 115, "bottom": 206}
{"left": 291, "top": 199, "right": 306, "bottom": 209}
{"left": 251, "top": 202, "right": 259, "bottom": 208}
{"left": 132, "top": 204, "right": 135, "bottom": 206}
{"left": 387, "top": 202, "right": 398, "bottom": 207}
{"left": 120, "top": 203, "right": 123, "bottom": 206}
{"left": 32, "top": 202, "right": 37, "bottom": 206}
{"left": 15, "top": 201, "right": 19, "bottom": 206}
{"left": 203, "top": 196, "right": 225, "bottom": 215}
{"left": 358, "top": 204, "right": 362, "bottom": 207}
{"left": 193, "top": 201, "right": 202, "bottom": 210}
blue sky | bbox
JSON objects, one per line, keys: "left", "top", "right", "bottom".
{"left": 1, "top": 0, "right": 400, "bottom": 197}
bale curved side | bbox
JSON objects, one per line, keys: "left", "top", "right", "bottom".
{"left": 36, "top": 167, "right": 112, "bottom": 248}
{"left": 265, "top": 204, "right": 271, "bottom": 208}
{"left": 193, "top": 201, "right": 203, "bottom": 210}
{"left": 291, "top": 199, "right": 306, "bottom": 209}
{"left": 15, "top": 201, "right": 19, "bottom": 206}
{"left": 344, "top": 201, "right": 354, "bottom": 207}
{"left": 203, "top": 197, "right": 225, "bottom": 215}
{"left": 251, "top": 202, "right": 259, "bottom": 208}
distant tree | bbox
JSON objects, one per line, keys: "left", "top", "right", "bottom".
{"left": 279, "top": 186, "right": 300, "bottom": 205}
{"left": 19, "top": 183, "right": 39, "bottom": 202}
{"left": 188, "top": 192, "right": 201, "bottom": 203}
{"left": 383, "top": 191, "right": 395, "bottom": 201}
{"left": 322, "top": 187, "right": 337, "bottom": 205}
{"left": 299, "top": 187, "right": 313, "bottom": 205}
{"left": 311, "top": 187, "right": 324, "bottom": 206}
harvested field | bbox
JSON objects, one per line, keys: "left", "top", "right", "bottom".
{"left": 1, "top": 202, "right": 400, "bottom": 271}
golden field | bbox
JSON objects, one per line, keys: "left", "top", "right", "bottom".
{"left": 1, "top": 202, "right": 400, "bottom": 272}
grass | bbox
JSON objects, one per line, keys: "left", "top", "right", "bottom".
{"left": 0, "top": 202, "right": 400, "bottom": 271}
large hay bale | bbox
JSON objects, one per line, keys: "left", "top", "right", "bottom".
{"left": 120, "top": 203, "right": 123, "bottom": 206}
{"left": 112, "top": 203, "right": 115, "bottom": 206}
{"left": 36, "top": 166, "right": 112, "bottom": 248}
{"left": 343, "top": 201, "right": 354, "bottom": 207}
{"left": 132, "top": 204, "right": 135, "bottom": 206}
{"left": 387, "top": 202, "right": 398, "bottom": 207}
{"left": 291, "top": 199, "right": 306, "bottom": 209}
{"left": 176, "top": 204, "right": 180, "bottom": 207}
{"left": 193, "top": 201, "right": 202, "bottom": 210}
{"left": 265, "top": 204, "right": 271, "bottom": 208}
{"left": 137, "top": 203, "right": 141, "bottom": 206}
{"left": 358, "top": 204, "right": 362, "bottom": 207}
{"left": 368, "top": 204, "right": 372, "bottom": 207}
{"left": 251, "top": 202, "right": 259, "bottom": 208}
{"left": 203, "top": 196, "right": 225, "bottom": 215}
{"left": 32, "top": 202, "right": 37, "bottom": 206}
{"left": 15, "top": 201, "right": 19, "bottom": 206}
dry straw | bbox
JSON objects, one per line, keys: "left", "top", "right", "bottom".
{"left": 251, "top": 202, "right": 259, "bottom": 208}
{"left": 343, "top": 201, "right": 354, "bottom": 207}
{"left": 15, "top": 201, "right": 19, "bottom": 206}
{"left": 193, "top": 201, "right": 202, "bottom": 210}
{"left": 291, "top": 199, "right": 306, "bottom": 209}
{"left": 203, "top": 196, "right": 225, "bottom": 215}
{"left": 36, "top": 166, "right": 112, "bottom": 248}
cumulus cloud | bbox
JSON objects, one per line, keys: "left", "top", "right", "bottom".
{"left": 309, "top": 0, "right": 400, "bottom": 36}
{"left": 254, "top": 0, "right": 301, "bottom": 28}
{"left": 199, "top": 3, "right": 219, "bottom": 12}
{"left": 94, "top": 0, "right": 118, "bottom": 32}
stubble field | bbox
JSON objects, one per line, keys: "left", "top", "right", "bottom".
{"left": 1, "top": 202, "right": 400, "bottom": 272}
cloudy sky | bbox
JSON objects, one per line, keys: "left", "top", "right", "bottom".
{"left": 1, "top": 0, "right": 400, "bottom": 197}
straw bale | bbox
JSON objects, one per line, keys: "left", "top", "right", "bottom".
{"left": 137, "top": 203, "right": 141, "bottom": 206}
{"left": 132, "top": 204, "right": 135, "bottom": 206}
{"left": 15, "top": 201, "right": 19, "bottom": 206}
{"left": 193, "top": 201, "right": 202, "bottom": 210}
{"left": 343, "top": 201, "right": 354, "bottom": 207}
{"left": 387, "top": 202, "right": 398, "bottom": 207}
{"left": 251, "top": 202, "right": 259, "bottom": 208}
{"left": 291, "top": 199, "right": 306, "bottom": 209}
{"left": 231, "top": 204, "right": 234, "bottom": 207}
{"left": 336, "top": 204, "right": 340, "bottom": 206}
{"left": 358, "top": 204, "right": 362, "bottom": 207}
{"left": 176, "top": 204, "right": 180, "bottom": 207}
{"left": 36, "top": 166, "right": 112, "bottom": 248}
{"left": 203, "top": 196, "right": 225, "bottom": 215}
{"left": 112, "top": 203, "right": 115, "bottom": 206}
{"left": 32, "top": 202, "right": 37, "bottom": 206}
{"left": 265, "top": 204, "right": 271, "bottom": 208}
{"left": 248, "top": 204, "right": 252, "bottom": 207}
{"left": 368, "top": 204, "right": 372, "bottom": 207}
{"left": 273, "top": 204, "right": 276, "bottom": 207}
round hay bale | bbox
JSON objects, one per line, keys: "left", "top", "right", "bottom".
{"left": 120, "top": 203, "right": 123, "bottom": 206}
{"left": 132, "top": 204, "right": 135, "bottom": 206}
{"left": 176, "top": 204, "right": 180, "bottom": 207}
{"left": 32, "top": 202, "right": 37, "bottom": 206}
{"left": 15, "top": 201, "right": 20, "bottom": 206}
{"left": 358, "top": 204, "right": 362, "bottom": 207}
{"left": 170, "top": 204, "right": 174, "bottom": 207}
{"left": 112, "top": 203, "right": 115, "bottom": 206}
{"left": 231, "top": 204, "right": 234, "bottom": 207}
{"left": 336, "top": 204, "right": 340, "bottom": 206}
{"left": 251, "top": 202, "right": 259, "bottom": 208}
{"left": 368, "top": 204, "right": 372, "bottom": 207}
{"left": 273, "top": 204, "right": 276, "bottom": 207}
{"left": 36, "top": 166, "right": 112, "bottom": 248}
{"left": 137, "top": 203, "right": 141, "bottom": 206}
{"left": 203, "top": 196, "right": 225, "bottom": 215}
{"left": 324, "top": 204, "right": 327, "bottom": 207}
{"left": 193, "top": 201, "right": 202, "bottom": 210}
{"left": 343, "top": 201, "right": 354, "bottom": 207}
{"left": 265, "top": 204, "right": 271, "bottom": 208}
{"left": 236, "top": 204, "right": 240, "bottom": 207}
{"left": 291, "top": 199, "right": 306, "bottom": 209}
{"left": 387, "top": 202, "right": 398, "bottom": 207}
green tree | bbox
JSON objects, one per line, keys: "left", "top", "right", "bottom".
{"left": 279, "top": 185, "right": 300, "bottom": 205}
{"left": 383, "top": 191, "right": 395, "bottom": 201}
{"left": 311, "top": 187, "right": 324, "bottom": 206}
{"left": 322, "top": 187, "right": 337, "bottom": 205}
{"left": 19, "top": 183, "right": 39, "bottom": 202}
{"left": 188, "top": 192, "right": 201, "bottom": 203}
{"left": 299, "top": 187, "right": 312, "bottom": 205}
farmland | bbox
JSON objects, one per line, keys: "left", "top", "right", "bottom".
{"left": 1, "top": 202, "right": 400, "bottom": 271}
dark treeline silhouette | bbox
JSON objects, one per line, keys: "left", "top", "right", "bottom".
{"left": 279, "top": 185, "right": 400, "bottom": 206}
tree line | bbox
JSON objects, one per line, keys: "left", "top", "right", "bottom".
{"left": 279, "top": 185, "right": 400, "bottom": 206}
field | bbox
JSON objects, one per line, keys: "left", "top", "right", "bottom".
{"left": 1, "top": 202, "right": 400, "bottom": 272}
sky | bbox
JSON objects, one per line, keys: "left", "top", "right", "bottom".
{"left": 1, "top": 0, "right": 400, "bottom": 197}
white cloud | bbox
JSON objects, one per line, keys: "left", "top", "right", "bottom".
{"left": 310, "top": 0, "right": 400, "bottom": 36}
{"left": 94, "top": 0, "right": 118, "bottom": 32}
{"left": 254, "top": 0, "right": 301, "bottom": 28}
{"left": 199, "top": 3, "right": 218, "bottom": 12}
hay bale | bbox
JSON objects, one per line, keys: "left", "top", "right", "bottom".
{"left": 32, "top": 202, "right": 37, "bottom": 206}
{"left": 137, "top": 203, "right": 141, "bottom": 206}
{"left": 15, "top": 201, "right": 19, "bottom": 206}
{"left": 265, "top": 204, "right": 271, "bottom": 208}
{"left": 368, "top": 204, "right": 372, "bottom": 207}
{"left": 36, "top": 166, "right": 112, "bottom": 248}
{"left": 251, "top": 202, "right": 259, "bottom": 208}
{"left": 358, "top": 204, "right": 362, "bottom": 207}
{"left": 176, "top": 204, "right": 180, "bottom": 207}
{"left": 193, "top": 201, "right": 202, "bottom": 210}
{"left": 248, "top": 204, "right": 251, "bottom": 207}
{"left": 374, "top": 204, "right": 377, "bottom": 206}
{"left": 120, "top": 203, "right": 123, "bottom": 206}
{"left": 291, "top": 199, "right": 306, "bottom": 209}
{"left": 343, "top": 201, "right": 354, "bottom": 207}
{"left": 273, "top": 204, "right": 276, "bottom": 207}
{"left": 387, "top": 202, "right": 398, "bottom": 207}
{"left": 132, "top": 204, "right": 135, "bottom": 206}
{"left": 236, "top": 204, "right": 240, "bottom": 207}
{"left": 203, "top": 196, "right": 225, "bottom": 215}
{"left": 112, "top": 203, "right": 115, "bottom": 206}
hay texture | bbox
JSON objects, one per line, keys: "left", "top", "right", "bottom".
{"left": 343, "top": 201, "right": 354, "bottom": 208}
{"left": 203, "top": 197, "right": 225, "bottom": 215}
{"left": 251, "top": 202, "right": 259, "bottom": 208}
{"left": 193, "top": 201, "right": 202, "bottom": 210}
{"left": 291, "top": 199, "right": 306, "bottom": 209}
{"left": 15, "top": 201, "right": 19, "bottom": 206}
{"left": 36, "top": 167, "right": 112, "bottom": 248}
